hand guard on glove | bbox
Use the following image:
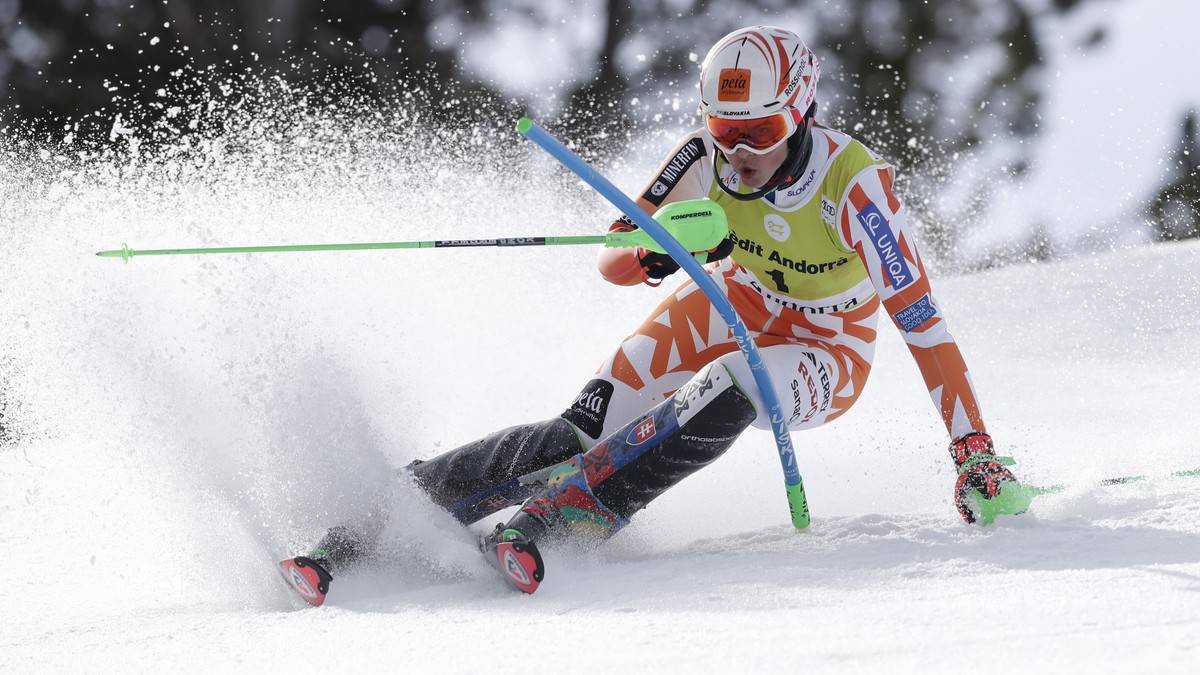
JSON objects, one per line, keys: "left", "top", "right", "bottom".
{"left": 638, "top": 235, "right": 735, "bottom": 283}
{"left": 950, "top": 432, "right": 1032, "bottom": 525}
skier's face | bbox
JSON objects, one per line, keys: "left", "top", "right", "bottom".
{"left": 726, "top": 142, "right": 790, "bottom": 189}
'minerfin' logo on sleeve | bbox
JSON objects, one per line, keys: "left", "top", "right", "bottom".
{"left": 856, "top": 201, "right": 913, "bottom": 289}
{"left": 717, "top": 68, "right": 751, "bottom": 102}
{"left": 642, "top": 138, "right": 706, "bottom": 206}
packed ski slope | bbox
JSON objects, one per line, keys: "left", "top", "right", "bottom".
{"left": 2, "top": 131, "right": 1199, "bottom": 672}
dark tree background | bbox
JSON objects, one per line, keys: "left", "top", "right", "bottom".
{"left": 11, "top": 0, "right": 1200, "bottom": 448}
{"left": 6, "top": 0, "right": 1192, "bottom": 261}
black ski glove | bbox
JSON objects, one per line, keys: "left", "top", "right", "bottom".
{"left": 638, "top": 235, "right": 735, "bottom": 281}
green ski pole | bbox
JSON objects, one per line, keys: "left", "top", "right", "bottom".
{"left": 96, "top": 199, "right": 729, "bottom": 262}
{"left": 1028, "top": 467, "right": 1200, "bottom": 496}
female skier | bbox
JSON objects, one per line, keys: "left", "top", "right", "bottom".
{"left": 280, "top": 25, "right": 1028, "bottom": 605}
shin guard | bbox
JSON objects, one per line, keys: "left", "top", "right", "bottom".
{"left": 503, "top": 362, "right": 756, "bottom": 543}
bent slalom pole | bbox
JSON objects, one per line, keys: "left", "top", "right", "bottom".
{"left": 516, "top": 117, "right": 812, "bottom": 530}
{"left": 95, "top": 209, "right": 728, "bottom": 262}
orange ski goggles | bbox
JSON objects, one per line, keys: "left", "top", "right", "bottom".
{"left": 705, "top": 112, "right": 795, "bottom": 155}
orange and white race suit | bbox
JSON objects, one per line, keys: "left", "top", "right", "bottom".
{"left": 565, "top": 125, "right": 987, "bottom": 447}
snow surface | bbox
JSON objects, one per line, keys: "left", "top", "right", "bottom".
{"left": 2, "top": 132, "right": 1199, "bottom": 673}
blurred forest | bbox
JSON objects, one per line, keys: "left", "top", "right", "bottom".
{"left": 1, "top": 0, "right": 1197, "bottom": 259}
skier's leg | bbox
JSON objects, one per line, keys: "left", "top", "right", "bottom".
{"left": 285, "top": 271, "right": 727, "bottom": 601}
{"left": 281, "top": 418, "right": 585, "bottom": 604}
{"left": 313, "top": 338, "right": 852, "bottom": 573}
{"left": 410, "top": 265, "right": 746, "bottom": 529}
{"left": 481, "top": 359, "right": 755, "bottom": 592}
{"left": 405, "top": 417, "right": 585, "bottom": 522}
{"left": 289, "top": 386, "right": 616, "bottom": 589}
{"left": 280, "top": 522, "right": 375, "bottom": 606}
{"left": 493, "top": 358, "right": 757, "bottom": 545}
{"left": 489, "top": 334, "right": 868, "bottom": 543}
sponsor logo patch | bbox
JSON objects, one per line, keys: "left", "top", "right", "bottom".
{"left": 730, "top": 232, "right": 848, "bottom": 275}
{"left": 746, "top": 279, "right": 863, "bottom": 314}
{"left": 791, "top": 362, "right": 820, "bottom": 423}
{"left": 563, "top": 379, "right": 614, "bottom": 439}
{"left": 857, "top": 201, "right": 913, "bottom": 289}
{"left": 679, "top": 433, "right": 742, "bottom": 443}
{"left": 767, "top": 250, "right": 849, "bottom": 275}
{"left": 764, "top": 214, "right": 791, "bottom": 242}
{"left": 717, "top": 67, "right": 751, "bottom": 101}
{"left": 806, "top": 353, "right": 832, "bottom": 412}
{"left": 627, "top": 416, "right": 657, "bottom": 445}
{"left": 821, "top": 197, "right": 837, "bottom": 225}
{"left": 475, "top": 494, "right": 512, "bottom": 513}
{"left": 668, "top": 209, "right": 713, "bottom": 221}
{"left": 783, "top": 169, "right": 818, "bottom": 201}
{"left": 643, "top": 138, "right": 706, "bottom": 206}
{"left": 673, "top": 374, "right": 715, "bottom": 416}
{"left": 782, "top": 63, "right": 806, "bottom": 98}
{"left": 436, "top": 237, "right": 542, "bottom": 247}
{"left": 893, "top": 294, "right": 938, "bottom": 332}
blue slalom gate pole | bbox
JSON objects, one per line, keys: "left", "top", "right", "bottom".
{"left": 516, "top": 117, "right": 810, "bottom": 529}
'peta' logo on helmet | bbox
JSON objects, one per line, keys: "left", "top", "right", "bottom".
{"left": 717, "top": 68, "right": 751, "bottom": 102}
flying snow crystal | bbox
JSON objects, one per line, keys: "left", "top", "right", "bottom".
{"left": 108, "top": 113, "right": 132, "bottom": 141}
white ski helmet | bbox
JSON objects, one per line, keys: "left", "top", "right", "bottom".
{"left": 699, "top": 26, "right": 820, "bottom": 121}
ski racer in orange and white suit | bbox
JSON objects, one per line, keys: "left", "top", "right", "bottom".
{"left": 280, "top": 25, "right": 1029, "bottom": 604}
{"left": 593, "top": 125, "right": 980, "bottom": 441}
{"left": 576, "top": 27, "right": 1027, "bottom": 531}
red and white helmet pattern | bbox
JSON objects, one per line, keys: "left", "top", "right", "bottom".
{"left": 699, "top": 26, "right": 820, "bottom": 120}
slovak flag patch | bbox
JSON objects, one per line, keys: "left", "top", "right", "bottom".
{"left": 627, "top": 416, "right": 657, "bottom": 445}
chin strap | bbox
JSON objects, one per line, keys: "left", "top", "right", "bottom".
{"left": 712, "top": 109, "right": 816, "bottom": 202}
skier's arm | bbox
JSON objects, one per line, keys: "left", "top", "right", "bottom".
{"left": 837, "top": 165, "right": 1030, "bottom": 525}
{"left": 598, "top": 134, "right": 717, "bottom": 286}
{"left": 837, "top": 164, "right": 986, "bottom": 440}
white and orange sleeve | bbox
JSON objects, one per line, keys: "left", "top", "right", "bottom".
{"left": 598, "top": 131, "right": 713, "bottom": 286}
{"left": 837, "top": 164, "right": 987, "bottom": 440}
